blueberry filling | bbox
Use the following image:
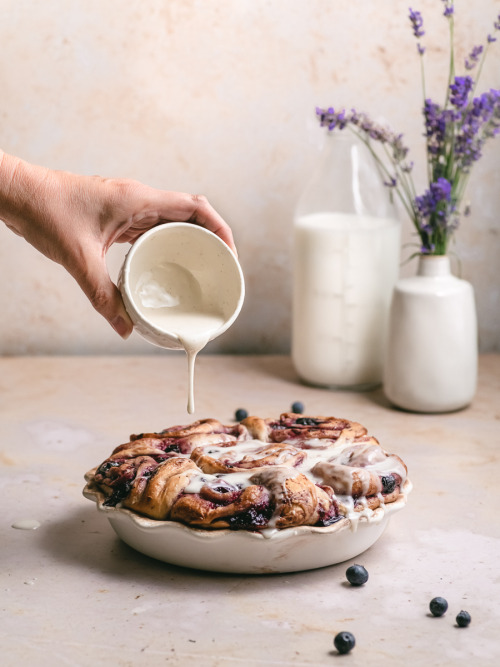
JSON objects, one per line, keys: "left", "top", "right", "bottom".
{"left": 96, "top": 460, "right": 120, "bottom": 476}
{"left": 103, "top": 480, "right": 132, "bottom": 507}
{"left": 228, "top": 502, "right": 273, "bottom": 529}
{"left": 317, "top": 513, "right": 344, "bottom": 527}
{"left": 381, "top": 474, "right": 396, "bottom": 494}
{"left": 316, "top": 496, "right": 342, "bottom": 526}
{"left": 295, "top": 417, "right": 320, "bottom": 426}
{"left": 163, "top": 443, "right": 181, "bottom": 454}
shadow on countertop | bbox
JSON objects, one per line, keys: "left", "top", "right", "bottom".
{"left": 38, "top": 504, "right": 347, "bottom": 593}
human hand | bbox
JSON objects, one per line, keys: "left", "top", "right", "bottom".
{"left": 0, "top": 151, "right": 236, "bottom": 338}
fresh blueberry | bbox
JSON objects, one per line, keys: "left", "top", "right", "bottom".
{"left": 346, "top": 564, "right": 369, "bottom": 586}
{"left": 456, "top": 610, "right": 471, "bottom": 627}
{"left": 429, "top": 597, "right": 448, "bottom": 617}
{"left": 234, "top": 408, "right": 248, "bottom": 421}
{"left": 291, "top": 401, "right": 304, "bottom": 414}
{"left": 334, "top": 631, "right": 355, "bottom": 654}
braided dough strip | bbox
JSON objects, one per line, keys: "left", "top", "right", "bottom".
{"left": 191, "top": 442, "right": 307, "bottom": 474}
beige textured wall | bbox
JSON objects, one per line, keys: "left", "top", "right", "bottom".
{"left": 0, "top": 0, "right": 499, "bottom": 355}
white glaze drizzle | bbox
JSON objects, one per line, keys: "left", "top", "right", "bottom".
{"left": 178, "top": 432, "right": 407, "bottom": 528}
{"left": 135, "top": 263, "right": 226, "bottom": 414}
{"left": 11, "top": 518, "right": 41, "bottom": 530}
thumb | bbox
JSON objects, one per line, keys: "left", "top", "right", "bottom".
{"left": 73, "top": 252, "right": 134, "bottom": 339}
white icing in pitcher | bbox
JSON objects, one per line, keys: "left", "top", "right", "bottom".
{"left": 135, "top": 262, "right": 226, "bottom": 414}
{"left": 119, "top": 223, "right": 245, "bottom": 414}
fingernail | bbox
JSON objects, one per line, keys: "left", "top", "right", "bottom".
{"left": 111, "top": 315, "right": 132, "bottom": 339}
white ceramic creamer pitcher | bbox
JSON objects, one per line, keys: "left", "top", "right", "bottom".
{"left": 119, "top": 222, "right": 245, "bottom": 412}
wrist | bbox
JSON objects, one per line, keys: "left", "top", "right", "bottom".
{"left": 0, "top": 151, "right": 51, "bottom": 237}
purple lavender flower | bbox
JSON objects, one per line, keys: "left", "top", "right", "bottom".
{"left": 316, "top": 0, "right": 500, "bottom": 256}
{"left": 316, "top": 107, "right": 411, "bottom": 165}
{"left": 414, "top": 178, "right": 453, "bottom": 227}
{"left": 316, "top": 106, "right": 348, "bottom": 131}
{"left": 415, "top": 178, "right": 452, "bottom": 218}
{"left": 423, "top": 99, "right": 458, "bottom": 155}
{"left": 441, "top": 0, "right": 454, "bottom": 18}
{"left": 449, "top": 76, "right": 473, "bottom": 108}
{"left": 433, "top": 177, "right": 452, "bottom": 202}
{"left": 409, "top": 9, "right": 425, "bottom": 38}
{"left": 488, "top": 13, "right": 500, "bottom": 41}
{"left": 465, "top": 45, "right": 483, "bottom": 70}
{"left": 414, "top": 178, "right": 456, "bottom": 252}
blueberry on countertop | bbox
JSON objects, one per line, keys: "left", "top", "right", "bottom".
{"left": 334, "top": 631, "right": 355, "bottom": 654}
{"left": 291, "top": 401, "right": 304, "bottom": 414}
{"left": 429, "top": 597, "right": 448, "bottom": 617}
{"left": 346, "top": 564, "right": 369, "bottom": 586}
{"left": 456, "top": 610, "right": 471, "bottom": 627}
{"left": 234, "top": 408, "right": 248, "bottom": 421}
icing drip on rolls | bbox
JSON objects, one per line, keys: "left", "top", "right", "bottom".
{"left": 89, "top": 412, "right": 408, "bottom": 532}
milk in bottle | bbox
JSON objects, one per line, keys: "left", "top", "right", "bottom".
{"left": 292, "top": 133, "right": 401, "bottom": 388}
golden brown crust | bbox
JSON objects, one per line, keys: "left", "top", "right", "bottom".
{"left": 122, "top": 458, "right": 200, "bottom": 520}
{"left": 240, "top": 416, "right": 271, "bottom": 441}
{"left": 89, "top": 413, "right": 408, "bottom": 531}
{"left": 170, "top": 484, "right": 271, "bottom": 529}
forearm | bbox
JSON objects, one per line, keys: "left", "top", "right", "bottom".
{"left": 0, "top": 151, "right": 90, "bottom": 269}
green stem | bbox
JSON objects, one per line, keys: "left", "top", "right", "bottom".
{"left": 419, "top": 51, "right": 432, "bottom": 185}
{"left": 471, "top": 42, "right": 490, "bottom": 99}
{"left": 381, "top": 142, "right": 417, "bottom": 204}
{"left": 347, "top": 127, "right": 417, "bottom": 229}
{"left": 455, "top": 169, "right": 471, "bottom": 208}
{"left": 444, "top": 13, "right": 455, "bottom": 108}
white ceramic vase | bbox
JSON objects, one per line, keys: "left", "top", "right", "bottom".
{"left": 383, "top": 255, "right": 478, "bottom": 413}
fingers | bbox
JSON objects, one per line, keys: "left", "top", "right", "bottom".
{"left": 70, "top": 247, "right": 134, "bottom": 339}
{"left": 187, "top": 194, "right": 237, "bottom": 256}
{"left": 150, "top": 191, "right": 237, "bottom": 255}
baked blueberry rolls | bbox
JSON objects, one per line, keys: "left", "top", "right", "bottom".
{"left": 86, "top": 413, "right": 408, "bottom": 531}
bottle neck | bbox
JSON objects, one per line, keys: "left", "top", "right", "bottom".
{"left": 417, "top": 254, "right": 451, "bottom": 277}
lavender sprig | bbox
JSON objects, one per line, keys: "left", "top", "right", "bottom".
{"left": 316, "top": 107, "right": 416, "bottom": 222}
{"left": 316, "top": 1, "right": 500, "bottom": 256}
{"left": 441, "top": 0, "right": 454, "bottom": 18}
{"left": 465, "top": 45, "right": 483, "bottom": 70}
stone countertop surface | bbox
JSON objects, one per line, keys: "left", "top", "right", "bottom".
{"left": 1, "top": 354, "right": 499, "bottom": 667}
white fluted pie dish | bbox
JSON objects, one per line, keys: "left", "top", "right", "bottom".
{"left": 83, "top": 478, "right": 412, "bottom": 574}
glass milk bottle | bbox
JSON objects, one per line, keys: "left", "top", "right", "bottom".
{"left": 292, "top": 132, "right": 401, "bottom": 389}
